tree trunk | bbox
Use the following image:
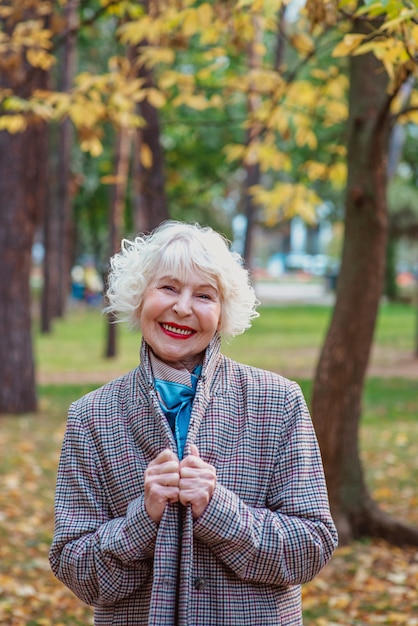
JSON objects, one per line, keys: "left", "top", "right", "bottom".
{"left": 311, "top": 18, "right": 418, "bottom": 546}
{"left": 105, "top": 129, "right": 132, "bottom": 358}
{"left": 41, "top": 0, "right": 78, "bottom": 331}
{"left": 0, "top": 44, "right": 49, "bottom": 412}
{"left": 242, "top": 163, "right": 260, "bottom": 267}
{"left": 243, "top": 18, "right": 264, "bottom": 268}
{"left": 132, "top": 44, "right": 169, "bottom": 233}
{"left": 41, "top": 132, "right": 60, "bottom": 332}
{"left": 57, "top": 0, "right": 78, "bottom": 315}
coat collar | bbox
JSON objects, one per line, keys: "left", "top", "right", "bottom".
{"left": 138, "top": 331, "right": 223, "bottom": 396}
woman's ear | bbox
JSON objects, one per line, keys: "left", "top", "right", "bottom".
{"left": 135, "top": 302, "right": 143, "bottom": 328}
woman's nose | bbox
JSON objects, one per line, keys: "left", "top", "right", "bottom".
{"left": 173, "top": 292, "right": 192, "bottom": 316}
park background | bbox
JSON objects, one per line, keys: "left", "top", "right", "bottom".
{"left": 1, "top": 0, "right": 418, "bottom": 624}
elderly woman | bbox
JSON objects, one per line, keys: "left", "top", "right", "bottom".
{"left": 50, "top": 221, "right": 337, "bottom": 626}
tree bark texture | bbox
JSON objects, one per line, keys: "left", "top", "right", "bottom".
{"left": 0, "top": 87, "right": 48, "bottom": 413}
{"left": 0, "top": 6, "right": 51, "bottom": 412}
{"left": 41, "top": 0, "right": 78, "bottom": 331}
{"left": 243, "top": 19, "right": 263, "bottom": 268}
{"left": 105, "top": 129, "right": 132, "bottom": 358}
{"left": 132, "top": 42, "right": 169, "bottom": 233}
{"left": 311, "top": 19, "right": 418, "bottom": 546}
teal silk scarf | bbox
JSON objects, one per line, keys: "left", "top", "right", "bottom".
{"left": 154, "top": 366, "right": 201, "bottom": 459}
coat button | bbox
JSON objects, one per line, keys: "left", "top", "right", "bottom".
{"left": 194, "top": 576, "right": 208, "bottom": 591}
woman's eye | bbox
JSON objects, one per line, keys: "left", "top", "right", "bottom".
{"left": 197, "top": 293, "right": 212, "bottom": 300}
{"left": 161, "top": 285, "right": 175, "bottom": 292}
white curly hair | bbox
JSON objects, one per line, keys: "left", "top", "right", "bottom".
{"left": 104, "top": 221, "right": 259, "bottom": 338}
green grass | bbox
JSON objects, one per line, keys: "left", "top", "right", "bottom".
{"left": 363, "top": 378, "right": 418, "bottom": 424}
{"left": 374, "top": 301, "right": 417, "bottom": 348}
{"left": 35, "top": 306, "right": 141, "bottom": 380}
{"left": 35, "top": 300, "right": 417, "bottom": 382}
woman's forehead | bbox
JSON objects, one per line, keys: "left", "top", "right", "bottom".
{"left": 154, "top": 266, "right": 219, "bottom": 289}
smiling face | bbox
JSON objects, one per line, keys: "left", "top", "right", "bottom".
{"left": 139, "top": 270, "right": 222, "bottom": 371}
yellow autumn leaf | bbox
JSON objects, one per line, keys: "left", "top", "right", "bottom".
{"left": 252, "top": 182, "right": 318, "bottom": 226}
{"left": 287, "top": 184, "right": 319, "bottom": 223}
{"left": 182, "top": 9, "right": 199, "bottom": 37}
{"left": 200, "top": 25, "right": 223, "bottom": 46}
{"left": 198, "top": 3, "right": 213, "bottom": 28}
{"left": 158, "top": 71, "right": 179, "bottom": 90}
{"left": 2, "top": 95, "right": 27, "bottom": 112}
{"left": 100, "top": 174, "right": 126, "bottom": 185}
{"left": 0, "top": 4, "right": 13, "bottom": 18}
{"left": 197, "top": 64, "right": 219, "bottom": 81}
{"left": 253, "top": 41, "right": 267, "bottom": 57}
{"left": 411, "top": 24, "right": 418, "bottom": 48}
{"left": 244, "top": 141, "right": 260, "bottom": 166}
{"left": 145, "top": 88, "right": 166, "bottom": 109}
{"left": 140, "top": 142, "right": 153, "bottom": 168}
{"left": 378, "top": 9, "right": 416, "bottom": 33}
{"left": 386, "top": 612, "right": 414, "bottom": 624}
{"left": 181, "top": 93, "right": 209, "bottom": 111}
{"left": 235, "top": 0, "right": 255, "bottom": 9}
{"left": 31, "top": 27, "right": 53, "bottom": 49}
{"left": 209, "top": 94, "right": 223, "bottom": 108}
{"left": 258, "top": 144, "right": 291, "bottom": 173}
{"left": 118, "top": 17, "right": 153, "bottom": 45}
{"left": 359, "top": 40, "right": 408, "bottom": 82}
{"left": 139, "top": 46, "right": 175, "bottom": 68}
{"left": 251, "top": 0, "right": 264, "bottom": 12}
{"left": 224, "top": 143, "right": 246, "bottom": 163}
{"left": 29, "top": 99, "right": 54, "bottom": 119}
{"left": 295, "top": 127, "right": 318, "bottom": 149}
{"left": 323, "top": 73, "right": 349, "bottom": 99}
{"left": 287, "top": 80, "right": 317, "bottom": 108}
{"left": 263, "top": 0, "right": 285, "bottom": 19}
{"left": 328, "top": 162, "right": 347, "bottom": 188}
{"left": 232, "top": 13, "right": 255, "bottom": 43}
{"left": 68, "top": 98, "right": 106, "bottom": 128}
{"left": 267, "top": 107, "right": 290, "bottom": 135}
{"left": 304, "top": 161, "right": 329, "bottom": 181}
{"left": 376, "top": 41, "right": 408, "bottom": 64}
{"left": 226, "top": 75, "right": 250, "bottom": 93}
{"left": 332, "top": 33, "right": 366, "bottom": 57}
{"left": 352, "top": 39, "right": 390, "bottom": 57}
{"left": 329, "top": 144, "right": 346, "bottom": 157}
{"left": 0, "top": 114, "right": 27, "bottom": 133}
{"left": 80, "top": 136, "right": 103, "bottom": 157}
{"left": 399, "top": 109, "right": 418, "bottom": 124}
{"left": 42, "top": 91, "right": 70, "bottom": 119}
{"left": 323, "top": 100, "right": 348, "bottom": 125}
{"left": 310, "top": 68, "right": 329, "bottom": 80}
{"left": 290, "top": 32, "right": 315, "bottom": 55}
{"left": 248, "top": 68, "right": 281, "bottom": 94}
{"left": 26, "top": 48, "right": 55, "bottom": 70}
{"left": 203, "top": 46, "right": 227, "bottom": 61}
{"left": 373, "top": 486, "right": 394, "bottom": 500}
{"left": 329, "top": 593, "right": 351, "bottom": 609}
{"left": 174, "top": 73, "right": 195, "bottom": 90}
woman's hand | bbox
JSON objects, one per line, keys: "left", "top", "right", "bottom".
{"left": 179, "top": 445, "right": 217, "bottom": 519}
{"left": 144, "top": 449, "right": 180, "bottom": 524}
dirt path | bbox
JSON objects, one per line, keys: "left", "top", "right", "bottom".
{"left": 367, "top": 346, "right": 418, "bottom": 379}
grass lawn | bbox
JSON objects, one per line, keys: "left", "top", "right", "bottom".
{"left": 35, "top": 300, "right": 417, "bottom": 382}
{"left": 0, "top": 301, "right": 416, "bottom": 624}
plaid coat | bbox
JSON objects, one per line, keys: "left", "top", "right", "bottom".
{"left": 50, "top": 334, "right": 337, "bottom": 625}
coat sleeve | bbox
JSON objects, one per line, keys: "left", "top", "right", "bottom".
{"left": 193, "top": 381, "right": 338, "bottom": 586}
{"left": 49, "top": 402, "right": 158, "bottom": 607}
